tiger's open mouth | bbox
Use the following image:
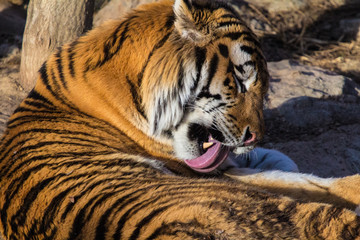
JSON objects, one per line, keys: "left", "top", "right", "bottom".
{"left": 184, "top": 124, "right": 231, "bottom": 173}
{"left": 184, "top": 135, "right": 230, "bottom": 173}
{"left": 183, "top": 124, "right": 257, "bottom": 173}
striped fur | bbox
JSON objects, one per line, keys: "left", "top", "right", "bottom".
{"left": 1, "top": 0, "right": 360, "bottom": 239}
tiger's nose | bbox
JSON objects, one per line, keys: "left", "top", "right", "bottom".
{"left": 243, "top": 128, "right": 257, "bottom": 146}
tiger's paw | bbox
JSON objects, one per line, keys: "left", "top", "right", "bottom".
{"left": 228, "top": 147, "right": 299, "bottom": 172}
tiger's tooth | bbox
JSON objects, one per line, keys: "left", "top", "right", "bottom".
{"left": 209, "top": 136, "right": 214, "bottom": 140}
{"left": 203, "top": 142, "right": 214, "bottom": 149}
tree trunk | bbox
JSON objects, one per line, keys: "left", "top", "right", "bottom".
{"left": 20, "top": 0, "right": 95, "bottom": 92}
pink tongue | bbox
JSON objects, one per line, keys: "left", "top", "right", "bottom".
{"left": 184, "top": 138, "right": 229, "bottom": 173}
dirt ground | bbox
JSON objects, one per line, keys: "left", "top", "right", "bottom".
{"left": 0, "top": 0, "right": 360, "bottom": 178}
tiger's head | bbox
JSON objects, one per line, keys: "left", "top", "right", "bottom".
{"left": 139, "top": 0, "right": 269, "bottom": 172}
{"left": 50, "top": 0, "right": 269, "bottom": 173}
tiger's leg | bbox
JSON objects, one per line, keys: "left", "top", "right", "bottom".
{"left": 224, "top": 168, "right": 360, "bottom": 211}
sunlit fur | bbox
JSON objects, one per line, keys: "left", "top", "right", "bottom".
{"left": 0, "top": 0, "right": 360, "bottom": 239}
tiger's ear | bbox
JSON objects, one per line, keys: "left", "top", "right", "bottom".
{"left": 173, "top": 0, "right": 212, "bottom": 44}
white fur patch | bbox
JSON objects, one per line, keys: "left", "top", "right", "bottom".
{"left": 230, "top": 43, "right": 257, "bottom": 91}
{"left": 256, "top": 170, "right": 336, "bottom": 187}
{"left": 147, "top": 59, "right": 197, "bottom": 136}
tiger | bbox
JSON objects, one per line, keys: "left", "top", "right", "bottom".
{"left": 1, "top": 0, "right": 360, "bottom": 239}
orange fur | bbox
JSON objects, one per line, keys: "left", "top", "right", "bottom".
{"left": 0, "top": 0, "right": 360, "bottom": 239}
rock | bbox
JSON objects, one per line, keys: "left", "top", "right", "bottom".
{"left": 265, "top": 59, "right": 360, "bottom": 128}
{"left": 266, "top": 60, "right": 359, "bottom": 108}
{"left": 263, "top": 59, "right": 360, "bottom": 177}
{"left": 94, "top": 0, "right": 157, "bottom": 27}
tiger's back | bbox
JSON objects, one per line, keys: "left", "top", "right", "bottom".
{"left": 0, "top": 99, "right": 299, "bottom": 239}
{"left": 1, "top": 0, "right": 360, "bottom": 239}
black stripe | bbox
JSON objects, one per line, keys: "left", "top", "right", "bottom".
{"left": 66, "top": 197, "right": 90, "bottom": 239}
{"left": 94, "top": 183, "right": 172, "bottom": 240}
{"left": 23, "top": 99, "right": 53, "bottom": 110}
{"left": 223, "top": 31, "right": 251, "bottom": 40}
{"left": 207, "top": 103, "right": 226, "bottom": 113}
{"left": 62, "top": 180, "right": 135, "bottom": 222}
{"left": 39, "top": 62, "right": 78, "bottom": 111}
{"left": 235, "top": 64, "right": 245, "bottom": 74}
{"left": 64, "top": 185, "right": 129, "bottom": 238}
{"left": 341, "top": 220, "right": 360, "bottom": 239}
{"left": 197, "top": 91, "right": 221, "bottom": 100}
{"left": 10, "top": 175, "right": 64, "bottom": 232}
{"left": 223, "top": 77, "right": 230, "bottom": 87}
{"left": 94, "top": 17, "right": 134, "bottom": 69}
{"left": 218, "top": 44, "right": 229, "bottom": 58}
{"left": 209, "top": 125, "right": 225, "bottom": 142}
{"left": 36, "top": 185, "right": 82, "bottom": 236}
{"left": 12, "top": 106, "right": 36, "bottom": 114}
{"left": 191, "top": 47, "right": 206, "bottom": 93}
{"left": 5, "top": 141, "right": 112, "bottom": 176}
{"left": 6, "top": 113, "right": 125, "bottom": 141}
{"left": 50, "top": 67, "right": 61, "bottom": 92}
{"left": 1, "top": 117, "right": 134, "bottom": 168}
{"left": 241, "top": 46, "right": 255, "bottom": 55}
{"left": 95, "top": 192, "right": 143, "bottom": 240}
{"left": 39, "top": 62, "right": 52, "bottom": 92}
{"left": 227, "top": 61, "right": 233, "bottom": 73}
{"left": 126, "top": 76, "right": 147, "bottom": 120}
{"left": 130, "top": 205, "right": 173, "bottom": 240}
{"left": 68, "top": 40, "right": 78, "bottom": 78}
{"left": 1, "top": 163, "right": 50, "bottom": 236}
{"left": 55, "top": 48, "right": 67, "bottom": 89}
{"left": 244, "top": 60, "right": 254, "bottom": 66}
{"left": 304, "top": 206, "right": 325, "bottom": 239}
{"left": 165, "top": 14, "right": 175, "bottom": 29}
{"left": 137, "top": 32, "right": 172, "bottom": 87}
{"left": 204, "top": 53, "right": 219, "bottom": 91}
{"left": 227, "top": 114, "right": 237, "bottom": 121}
{"left": 145, "top": 220, "right": 205, "bottom": 240}
{"left": 177, "top": 59, "right": 184, "bottom": 90}
{"left": 1, "top": 139, "right": 118, "bottom": 177}
{"left": 27, "top": 90, "right": 52, "bottom": 105}
{"left": 113, "top": 194, "right": 164, "bottom": 239}
{"left": 26, "top": 220, "right": 57, "bottom": 240}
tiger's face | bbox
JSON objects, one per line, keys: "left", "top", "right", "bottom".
{"left": 170, "top": 38, "right": 268, "bottom": 173}
{"left": 141, "top": 0, "right": 269, "bottom": 172}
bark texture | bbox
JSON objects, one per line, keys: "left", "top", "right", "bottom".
{"left": 20, "top": 0, "right": 95, "bottom": 91}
